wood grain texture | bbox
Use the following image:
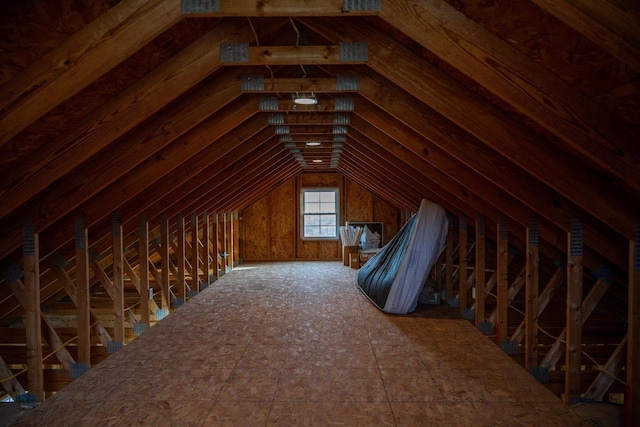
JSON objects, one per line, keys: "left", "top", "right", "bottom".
{"left": 0, "top": 0, "right": 182, "bottom": 146}
{"left": 381, "top": 0, "right": 640, "bottom": 192}
{"left": 354, "top": 81, "right": 627, "bottom": 270}
{"left": 23, "top": 231, "right": 44, "bottom": 401}
{"left": 530, "top": 0, "right": 640, "bottom": 71}
{"left": 0, "top": 21, "right": 252, "bottom": 222}
{"left": 75, "top": 222, "right": 91, "bottom": 366}
{"left": 496, "top": 220, "right": 509, "bottom": 345}
{"left": 629, "top": 235, "right": 640, "bottom": 425}
{"left": 525, "top": 227, "right": 539, "bottom": 371}
{"left": 475, "top": 219, "right": 486, "bottom": 326}
{"left": 184, "top": 0, "right": 377, "bottom": 17}
{"left": 565, "top": 235, "right": 583, "bottom": 404}
{"left": 305, "top": 18, "right": 639, "bottom": 240}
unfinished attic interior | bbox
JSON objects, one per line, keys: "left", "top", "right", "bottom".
{"left": 0, "top": 0, "right": 639, "bottom": 425}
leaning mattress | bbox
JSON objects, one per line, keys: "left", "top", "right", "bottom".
{"left": 356, "top": 199, "right": 448, "bottom": 314}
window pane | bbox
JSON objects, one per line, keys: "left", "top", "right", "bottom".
{"left": 305, "top": 226, "right": 320, "bottom": 237}
{"left": 305, "top": 202, "right": 321, "bottom": 214}
{"left": 304, "top": 215, "right": 319, "bottom": 226}
{"left": 305, "top": 192, "right": 319, "bottom": 203}
{"left": 301, "top": 189, "right": 338, "bottom": 239}
{"left": 320, "top": 226, "right": 336, "bottom": 237}
{"left": 319, "top": 202, "right": 335, "bottom": 213}
{"left": 320, "top": 192, "right": 334, "bottom": 202}
{"left": 320, "top": 214, "right": 336, "bottom": 225}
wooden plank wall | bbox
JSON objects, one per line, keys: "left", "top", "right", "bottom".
{"left": 242, "top": 173, "right": 400, "bottom": 261}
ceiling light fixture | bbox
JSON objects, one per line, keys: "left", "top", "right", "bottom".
{"left": 305, "top": 141, "right": 321, "bottom": 147}
{"left": 292, "top": 92, "right": 317, "bottom": 105}
{"left": 312, "top": 159, "right": 323, "bottom": 163}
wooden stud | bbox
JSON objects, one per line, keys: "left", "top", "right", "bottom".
{"left": 139, "top": 215, "right": 150, "bottom": 325}
{"left": 23, "top": 221, "right": 44, "bottom": 401}
{"left": 74, "top": 219, "right": 91, "bottom": 367}
{"left": 222, "top": 213, "right": 228, "bottom": 271}
{"left": 160, "top": 214, "right": 170, "bottom": 310}
{"left": 475, "top": 215, "right": 486, "bottom": 326}
{"left": 525, "top": 217, "right": 540, "bottom": 371}
{"left": 5, "top": 277, "right": 75, "bottom": 370}
{"left": 541, "top": 276, "right": 611, "bottom": 369}
{"left": 203, "top": 212, "right": 211, "bottom": 285}
{"left": 190, "top": 213, "right": 199, "bottom": 294}
{"left": 445, "top": 224, "right": 454, "bottom": 300}
{"left": 458, "top": 214, "right": 468, "bottom": 311}
{"left": 496, "top": 215, "right": 509, "bottom": 345}
{"left": 487, "top": 267, "right": 525, "bottom": 326}
{"left": 177, "top": 213, "right": 186, "bottom": 302}
{"left": 211, "top": 212, "right": 220, "bottom": 280}
{"left": 112, "top": 213, "right": 125, "bottom": 344}
{"left": 228, "top": 212, "right": 235, "bottom": 269}
{"left": 233, "top": 212, "right": 240, "bottom": 265}
{"left": 565, "top": 219, "right": 583, "bottom": 405}
{"left": 628, "top": 225, "right": 640, "bottom": 425}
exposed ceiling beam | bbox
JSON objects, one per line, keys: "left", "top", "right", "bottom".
{"left": 348, "top": 116, "right": 617, "bottom": 271}
{"left": 355, "top": 78, "right": 628, "bottom": 269}
{"left": 304, "top": 18, "right": 638, "bottom": 239}
{"left": 379, "top": 0, "right": 640, "bottom": 193}
{"left": 181, "top": 0, "right": 380, "bottom": 17}
{"left": 0, "top": 68, "right": 250, "bottom": 258}
{"left": 222, "top": 45, "right": 366, "bottom": 65}
{"left": 0, "top": 21, "right": 254, "bottom": 221}
{"left": 156, "top": 130, "right": 279, "bottom": 219}
{"left": 352, "top": 97, "right": 626, "bottom": 266}
{"left": 213, "top": 154, "right": 301, "bottom": 213}
{"left": 0, "top": 0, "right": 183, "bottom": 146}
{"left": 241, "top": 77, "right": 360, "bottom": 93}
{"left": 33, "top": 99, "right": 260, "bottom": 261}
{"left": 530, "top": 0, "right": 640, "bottom": 71}
{"left": 337, "top": 159, "right": 417, "bottom": 212}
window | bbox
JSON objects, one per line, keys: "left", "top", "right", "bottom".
{"left": 301, "top": 188, "right": 338, "bottom": 239}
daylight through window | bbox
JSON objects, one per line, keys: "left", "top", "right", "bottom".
{"left": 302, "top": 189, "right": 338, "bottom": 239}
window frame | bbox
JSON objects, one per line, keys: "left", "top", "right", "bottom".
{"left": 300, "top": 187, "right": 340, "bottom": 241}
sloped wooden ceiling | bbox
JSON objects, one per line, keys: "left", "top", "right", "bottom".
{"left": 0, "top": 0, "right": 639, "bottom": 408}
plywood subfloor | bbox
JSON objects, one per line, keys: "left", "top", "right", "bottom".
{"left": 13, "top": 261, "right": 585, "bottom": 426}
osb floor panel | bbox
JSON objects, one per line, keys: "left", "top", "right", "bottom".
{"left": 13, "top": 261, "right": 585, "bottom": 426}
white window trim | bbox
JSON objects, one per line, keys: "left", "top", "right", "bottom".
{"left": 300, "top": 187, "right": 339, "bottom": 240}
